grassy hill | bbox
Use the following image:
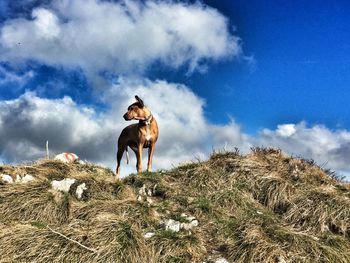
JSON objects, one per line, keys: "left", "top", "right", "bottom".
{"left": 0, "top": 148, "right": 349, "bottom": 263}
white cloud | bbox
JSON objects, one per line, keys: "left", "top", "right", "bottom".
{"left": 0, "top": 0, "right": 241, "bottom": 84}
{"left": 0, "top": 92, "right": 115, "bottom": 163}
{"left": 0, "top": 65, "right": 34, "bottom": 87}
{"left": 208, "top": 120, "right": 251, "bottom": 151}
{"left": 0, "top": 84, "right": 349, "bottom": 180}
{"left": 32, "top": 8, "right": 60, "bottom": 39}
{"left": 258, "top": 122, "right": 350, "bottom": 177}
{"left": 0, "top": 79, "right": 244, "bottom": 176}
{"left": 276, "top": 124, "right": 297, "bottom": 137}
{"left": 0, "top": 1, "right": 348, "bottom": 181}
{"left": 0, "top": 0, "right": 245, "bottom": 176}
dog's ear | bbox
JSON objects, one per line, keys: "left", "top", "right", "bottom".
{"left": 135, "top": 95, "right": 144, "bottom": 107}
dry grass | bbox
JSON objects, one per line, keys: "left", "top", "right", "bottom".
{"left": 0, "top": 180, "right": 70, "bottom": 224}
{"left": 148, "top": 230, "right": 206, "bottom": 262}
{"left": 284, "top": 187, "right": 350, "bottom": 235}
{"left": 0, "top": 150, "right": 349, "bottom": 262}
{"left": 0, "top": 217, "right": 155, "bottom": 263}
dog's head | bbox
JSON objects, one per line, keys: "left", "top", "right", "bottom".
{"left": 123, "top": 95, "right": 151, "bottom": 121}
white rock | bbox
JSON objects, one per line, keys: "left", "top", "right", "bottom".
{"left": 153, "top": 210, "right": 160, "bottom": 219}
{"left": 165, "top": 219, "right": 181, "bottom": 232}
{"left": 321, "top": 223, "right": 329, "bottom": 232}
{"left": 146, "top": 197, "right": 153, "bottom": 204}
{"left": 15, "top": 174, "right": 21, "bottom": 182}
{"left": 54, "top": 153, "right": 79, "bottom": 163}
{"left": 0, "top": 174, "right": 13, "bottom": 183}
{"left": 21, "top": 174, "right": 35, "bottom": 183}
{"left": 187, "top": 215, "right": 196, "bottom": 221}
{"left": 256, "top": 211, "right": 263, "bottom": 215}
{"left": 191, "top": 220, "right": 199, "bottom": 227}
{"left": 147, "top": 188, "right": 153, "bottom": 196}
{"left": 180, "top": 223, "right": 192, "bottom": 231}
{"left": 51, "top": 178, "right": 76, "bottom": 193}
{"left": 181, "top": 213, "right": 196, "bottom": 222}
{"left": 180, "top": 220, "right": 199, "bottom": 230}
{"left": 137, "top": 195, "right": 143, "bottom": 201}
{"left": 144, "top": 232, "right": 155, "bottom": 239}
{"left": 76, "top": 183, "right": 87, "bottom": 199}
{"left": 1, "top": 174, "right": 35, "bottom": 184}
{"left": 190, "top": 216, "right": 197, "bottom": 221}
{"left": 215, "top": 258, "right": 229, "bottom": 263}
{"left": 153, "top": 184, "right": 158, "bottom": 193}
{"left": 138, "top": 184, "right": 147, "bottom": 196}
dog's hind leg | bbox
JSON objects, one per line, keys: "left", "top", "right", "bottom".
{"left": 125, "top": 146, "right": 129, "bottom": 164}
{"left": 116, "top": 146, "right": 125, "bottom": 178}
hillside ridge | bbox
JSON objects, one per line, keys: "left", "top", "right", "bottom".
{"left": 0, "top": 148, "right": 349, "bottom": 263}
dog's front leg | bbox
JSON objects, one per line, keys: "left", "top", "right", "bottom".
{"left": 136, "top": 143, "right": 143, "bottom": 173}
{"left": 147, "top": 143, "right": 155, "bottom": 172}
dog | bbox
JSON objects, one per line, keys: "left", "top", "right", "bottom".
{"left": 116, "top": 95, "right": 159, "bottom": 178}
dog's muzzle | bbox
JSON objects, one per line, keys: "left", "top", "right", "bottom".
{"left": 123, "top": 113, "right": 132, "bottom": 121}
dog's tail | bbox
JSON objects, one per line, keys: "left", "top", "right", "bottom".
{"left": 125, "top": 146, "right": 129, "bottom": 164}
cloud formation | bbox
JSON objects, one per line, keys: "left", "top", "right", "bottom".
{"left": 258, "top": 123, "right": 350, "bottom": 177}
{"left": 0, "top": 0, "right": 240, "bottom": 85}
{"left": 0, "top": 0, "right": 247, "bottom": 176}
{"left": 0, "top": 92, "right": 114, "bottom": 163}
{"left": 0, "top": 81, "right": 349, "bottom": 179}
{"left": 0, "top": 1, "right": 348, "bottom": 180}
{"left": 0, "top": 65, "right": 34, "bottom": 88}
{"left": 0, "top": 79, "right": 247, "bottom": 176}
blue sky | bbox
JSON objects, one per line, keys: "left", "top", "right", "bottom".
{"left": 0, "top": 0, "right": 349, "bottom": 178}
{"left": 171, "top": 0, "right": 350, "bottom": 132}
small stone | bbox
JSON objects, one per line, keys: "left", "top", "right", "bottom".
{"left": 165, "top": 219, "right": 181, "bottom": 232}
{"left": 21, "top": 174, "right": 35, "bottom": 183}
{"left": 0, "top": 174, "right": 13, "bottom": 183}
{"left": 180, "top": 219, "right": 199, "bottom": 230}
{"left": 321, "top": 223, "right": 329, "bottom": 232}
{"left": 256, "top": 211, "right": 263, "bottom": 215}
{"left": 144, "top": 232, "right": 155, "bottom": 239}
{"left": 191, "top": 220, "right": 199, "bottom": 227}
{"left": 15, "top": 174, "right": 21, "bottom": 182}
{"left": 153, "top": 210, "right": 160, "bottom": 218}
{"left": 187, "top": 215, "right": 196, "bottom": 221}
{"left": 76, "top": 183, "right": 87, "bottom": 199}
{"left": 137, "top": 195, "right": 143, "bottom": 201}
{"left": 180, "top": 213, "right": 197, "bottom": 223}
{"left": 146, "top": 197, "right": 154, "bottom": 204}
{"left": 294, "top": 165, "right": 299, "bottom": 172}
{"left": 138, "top": 184, "right": 147, "bottom": 196}
{"left": 51, "top": 178, "right": 76, "bottom": 193}
{"left": 215, "top": 258, "right": 229, "bottom": 263}
{"left": 153, "top": 184, "right": 158, "bottom": 193}
{"left": 180, "top": 223, "right": 192, "bottom": 231}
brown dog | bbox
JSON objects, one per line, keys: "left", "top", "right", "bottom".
{"left": 116, "top": 96, "right": 159, "bottom": 178}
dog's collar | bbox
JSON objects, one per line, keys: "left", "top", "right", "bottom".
{"left": 140, "top": 114, "right": 153, "bottom": 125}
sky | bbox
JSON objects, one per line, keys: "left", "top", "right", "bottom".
{"left": 0, "top": 0, "right": 349, "bottom": 179}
